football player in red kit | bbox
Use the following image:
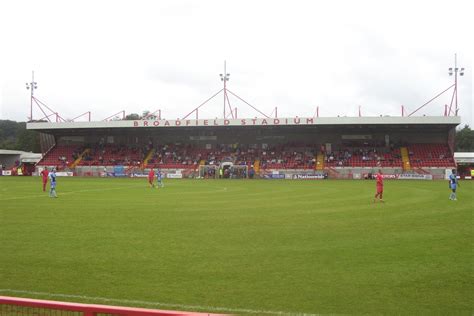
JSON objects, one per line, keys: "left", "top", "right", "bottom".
{"left": 148, "top": 168, "right": 155, "bottom": 188}
{"left": 374, "top": 169, "right": 384, "bottom": 203}
{"left": 40, "top": 167, "right": 49, "bottom": 192}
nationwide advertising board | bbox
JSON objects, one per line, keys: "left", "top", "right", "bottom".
{"left": 292, "top": 174, "right": 327, "bottom": 180}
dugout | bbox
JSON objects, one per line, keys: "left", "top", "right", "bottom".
{"left": 454, "top": 152, "right": 474, "bottom": 179}
{"left": 0, "top": 149, "right": 42, "bottom": 176}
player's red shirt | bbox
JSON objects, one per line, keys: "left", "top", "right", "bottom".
{"left": 41, "top": 169, "right": 49, "bottom": 181}
{"left": 376, "top": 173, "right": 383, "bottom": 186}
{"left": 148, "top": 169, "right": 155, "bottom": 179}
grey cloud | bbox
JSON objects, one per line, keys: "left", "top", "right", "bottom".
{"left": 146, "top": 65, "right": 212, "bottom": 90}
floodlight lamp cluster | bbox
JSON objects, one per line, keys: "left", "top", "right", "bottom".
{"left": 219, "top": 73, "right": 230, "bottom": 81}
{"left": 25, "top": 82, "right": 38, "bottom": 90}
{"left": 448, "top": 67, "right": 465, "bottom": 76}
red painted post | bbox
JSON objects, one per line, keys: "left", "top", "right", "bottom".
{"left": 408, "top": 84, "right": 454, "bottom": 117}
{"left": 223, "top": 73, "right": 226, "bottom": 119}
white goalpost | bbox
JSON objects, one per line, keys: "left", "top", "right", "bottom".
{"left": 198, "top": 164, "right": 248, "bottom": 179}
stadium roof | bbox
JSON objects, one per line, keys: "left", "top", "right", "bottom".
{"left": 0, "top": 149, "right": 26, "bottom": 155}
{"left": 454, "top": 152, "right": 474, "bottom": 163}
{"left": 27, "top": 116, "right": 461, "bottom": 131}
{"left": 0, "top": 150, "right": 42, "bottom": 162}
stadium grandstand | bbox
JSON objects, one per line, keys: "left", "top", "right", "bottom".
{"left": 27, "top": 115, "right": 460, "bottom": 180}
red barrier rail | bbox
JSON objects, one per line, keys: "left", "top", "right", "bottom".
{"left": 0, "top": 296, "right": 227, "bottom": 316}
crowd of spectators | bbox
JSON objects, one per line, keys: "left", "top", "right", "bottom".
{"left": 147, "top": 143, "right": 260, "bottom": 168}
{"left": 258, "top": 144, "right": 318, "bottom": 169}
{"left": 325, "top": 146, "right": 402, "bottom": 167}
{"left": 38, "top": 141, "right": 454, "bottom": 169}
{"left": 79, "top": 144, "right": 144, "bottom": 166}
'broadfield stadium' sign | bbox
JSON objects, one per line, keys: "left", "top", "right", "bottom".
{"left": 26, "top": 116, "right": 462, "bottom": 131}
{"left": 132, "top": 117, "right": 315, "bottom": 128}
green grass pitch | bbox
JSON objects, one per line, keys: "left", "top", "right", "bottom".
{"left": 0, "top": 177, "right": 472, "bottom": 315}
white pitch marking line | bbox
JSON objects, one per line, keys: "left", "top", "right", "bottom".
{"left": 0, "top": 184, "right": 140, "bottom": 202}
{"left": 0, "top": 182, "right": 232, "bottom": 202}
{"left": 0, "top": 289, "right": 320, "bottom": 316}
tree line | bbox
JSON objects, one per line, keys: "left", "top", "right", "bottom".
{"left": 0, "top": 120, "right": 41, "bottom": 152}
{"left": 455, "top": 125, "right": 474, "bottom": 152}
{"left": 0, "top": 119, "right": 473, "bottom": 153}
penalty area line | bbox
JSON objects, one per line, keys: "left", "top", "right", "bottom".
{"left": 0, "top": 289, "right": 319, "bottom": 316}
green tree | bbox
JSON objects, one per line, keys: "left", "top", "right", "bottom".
{"left": 455, "top": 125, "right": 474, "bottom": 152}
{"left": 16, "top": 129, "right": 41, "bottom": 152}
{"left": 0, "top": 120, "right": 40, "bottom": 152}
{"left": 124, "top": 113, "right": 141, "bottom": 120}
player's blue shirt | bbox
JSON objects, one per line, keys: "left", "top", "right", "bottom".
{"left": 49, "top": 172, "right": 57, "bottom": 188}
{"left": 449, "top": 174, "right": 457, "bottom": 188}
{"left": 157, "top": 172, "right": 162, "bottom": 181}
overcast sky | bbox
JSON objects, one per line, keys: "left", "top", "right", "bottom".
{"left": 0, "top": 0, "right": 472, "bottom": 126}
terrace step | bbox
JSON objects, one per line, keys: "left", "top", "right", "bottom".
{"left": 143, "top": 148, "right": 155, "bottom": 168}
{"left": 400, "top": 147, "right": 411, "bottom": 171}
{"left": 70, "top": 148, "right": 90, "bottom": 168}
{"left": 253, "top": 159, "right": 260, "bottom": 173}
{"left": 315, "top": 152, "right": 325, "bottom": 170}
